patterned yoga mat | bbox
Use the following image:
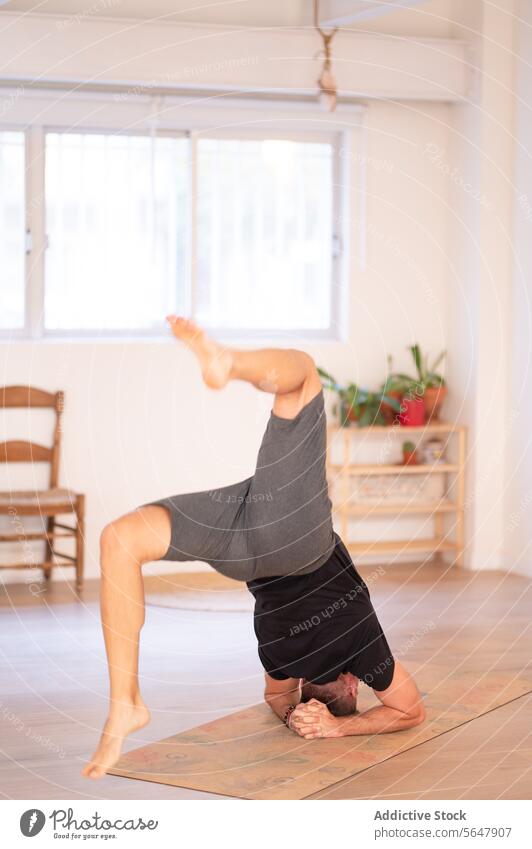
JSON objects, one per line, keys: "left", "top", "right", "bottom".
{"left": 108, "top": 666, "right": 532, "bottom": 799}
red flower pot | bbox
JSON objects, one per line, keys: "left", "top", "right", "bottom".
{"left": 381, "top": 390, "right": 403, "bottom": 424}
{"left": 399, "top": 396, "right": 425, "bottom": 427}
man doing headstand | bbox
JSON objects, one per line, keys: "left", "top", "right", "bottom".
{"left": 83, "top": 319, "right": 425, "bottom": 779}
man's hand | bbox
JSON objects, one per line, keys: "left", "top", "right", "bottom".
{"left": 290, "top": 699, "right": 341, "bottom": 739}
{"left": 289, "top": 663, "right": 425, "bottom": 739}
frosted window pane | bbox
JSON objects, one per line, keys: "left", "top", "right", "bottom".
{"left": 0, "top": 132, "right": 25, "bottom": 329}
{"left": 196, "top": 138, "right": 333, "bottom": 330}
{"left": 44, "top": 133, "right": 189, "bottom": 331}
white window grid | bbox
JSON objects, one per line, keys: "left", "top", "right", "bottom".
{"left": 1, "top": 124, "right": 347, "bottom": 341}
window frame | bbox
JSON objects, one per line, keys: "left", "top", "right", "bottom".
{"left": 0, "top": 124, "right": 346, "bottom": 341}
{"left": 40, "top": 126, "right": 192, "bottom": 338}
{"left": 0, "top": 126, "right": 28, "bottom": 338}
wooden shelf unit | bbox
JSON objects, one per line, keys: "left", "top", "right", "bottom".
{"left": 328, "top": 463, "right": 459, "bottom": 475}
{"left": 326, "top": 422, "right": 467, "bottom": 567}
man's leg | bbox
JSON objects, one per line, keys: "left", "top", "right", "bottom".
{"left": 167, "top": 316, "right": 322, "bottom": 418}
{"left": 83, "top": 505, "right": 171, "bottom": 779}
{"left": 85, "top": 323, "right": 321, "bottom": 779}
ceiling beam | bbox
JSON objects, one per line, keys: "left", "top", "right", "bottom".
{"left": 319, "top": 0, "right": 431, "bottom": 28}
{"left": 0, "top": 12, "right": 467, "bottom": 103}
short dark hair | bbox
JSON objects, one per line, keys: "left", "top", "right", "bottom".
{"left": 300, "top": 683, "right": 358, "bottom": 717}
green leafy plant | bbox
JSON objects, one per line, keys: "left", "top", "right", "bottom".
{"left": 381, "top": 354, "right": 419, "bottom": 397}
{"left": 402, "top": 439, "right": 418, "bottom": 464}
{"left": 409, "top": 344, "right": 446, "bottom": 389}
{"left": 318, "top": 367, "right": 402, "bottom": 427}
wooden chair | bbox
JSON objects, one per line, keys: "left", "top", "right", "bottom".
{"left": 0, "top": 386, "right": 85, "bottom": 590}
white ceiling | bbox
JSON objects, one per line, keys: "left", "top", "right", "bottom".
{"left": 1, "top": 0, "right": 307, "bottom": 26}
{"left": 1, "top": 0, "right": 453, "bottom": 35}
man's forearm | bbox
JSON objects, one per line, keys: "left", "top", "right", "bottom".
{"left": 265, "top": 689, "right": 301, "bottom": 722}
{"left": 334, "top": 703, "right": 425, "bottom": 736}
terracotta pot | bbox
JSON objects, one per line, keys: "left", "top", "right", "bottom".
{"left": 340, "top": 401, "right": 359, "bottom": 425}
{"left": 399, "top": 396, "right": 425, "bottom": 427}
{"left": 423, "top": 385, "right": 448, "bottom": 421}
{"left": 403, "top": 450, "right": 418, "bottom": 465}
{"left": 381, "top": 390, "right": 403, "bottom": 424}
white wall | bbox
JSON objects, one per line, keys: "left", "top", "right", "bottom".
{"left": 446, "top": 0, "right": 517, "bottom": 572}
{"left": 0, "top": 98, "right": 452, "bottom": 582}
{"left": 503, "top": 0, "right": 532, "bottom": 577}
{"left": 6, "top": 0, "right": 525, "bottom": 583}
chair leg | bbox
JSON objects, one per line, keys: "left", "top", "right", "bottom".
{"left": 75, "top": 494, "right": 85, "bottom": 591}
{"left": 43, "top": 516, "right": 55, "bottom": 582}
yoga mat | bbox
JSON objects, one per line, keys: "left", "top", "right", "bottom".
{"left": 109, "top": 668, "right": 532, "bottom": 799}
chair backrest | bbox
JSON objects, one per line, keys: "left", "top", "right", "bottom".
{"left": 0, "top": 386, "right": 64, "bottom": 488}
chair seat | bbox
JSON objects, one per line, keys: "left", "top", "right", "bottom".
{"left": 0, "top": 488, "right": 79, "bottom": 515}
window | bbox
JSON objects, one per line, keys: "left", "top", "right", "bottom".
{"left": 196, "top": 137, "right": 334, "bottom": 331}
{"left": 2, "top": 126, "right": 341, "bottom": 338}
{"left": 0, "top": 131, "right": 25, "bottom": 329}
{"left": 45, "top": 132, "right": 189, "bottom": 331}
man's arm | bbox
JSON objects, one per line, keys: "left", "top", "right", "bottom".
{"left": 290, "top": 662, "right": 425, "bottom": 739}
{"left": 263, "top": 672, "right": 302, "bottom": 723}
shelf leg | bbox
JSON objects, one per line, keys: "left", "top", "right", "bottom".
{"left": 455, "top": 428, "right": 467, "bottom": 568}
{"left": 433, "top": 508, "right": 444, "bottom": 565}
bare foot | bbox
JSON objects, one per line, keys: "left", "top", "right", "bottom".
{"left": 82, "top": 698, "right": 150, "bottom": 780}
{"left": 166, "top": 316, "right": 233, "bottom": 389}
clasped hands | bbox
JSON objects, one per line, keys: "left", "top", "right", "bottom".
{"left": 288, "top": 698, "right": 342, "bottom": 739}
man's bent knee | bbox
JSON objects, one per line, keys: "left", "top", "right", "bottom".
{"left": 100, "top": 516, "right": 136, "bottom": 562}
{"left": 295, "top": 350, "right": 322, "bottom": 401}
{"left": 289, "top": 349, "right": 317, "bottom": 376}
{"left": 100, "top": 507, "right": 171, "bottom": 565}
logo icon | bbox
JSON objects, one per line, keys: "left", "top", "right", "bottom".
{"left": 20, "top": 809, "right": 46, "bottom": 837}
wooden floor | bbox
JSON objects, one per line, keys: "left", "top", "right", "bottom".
{"left": 1, "top": 559, "right": 531, "bottom": 800}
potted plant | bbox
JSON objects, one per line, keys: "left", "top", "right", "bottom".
{"left": 409, "top": 344, "right": 447, "bottom": 421}
{"left": 380, "top": 355, "right": 423, "bottom": 425}
{"left": 381, "top": 358, "right": 410, "bottom": 424}
{"left": 318, "top": 368, "right": 401, "bottom": 427}
{"left": 398, "top": 382, "right": 426, "bottom": 427}
{"left": 402, "top": 440, "right": 417, "bottom": 465}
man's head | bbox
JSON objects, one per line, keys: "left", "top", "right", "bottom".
{"left": 301, "top": 671, "right": 359, "bottom": 717}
